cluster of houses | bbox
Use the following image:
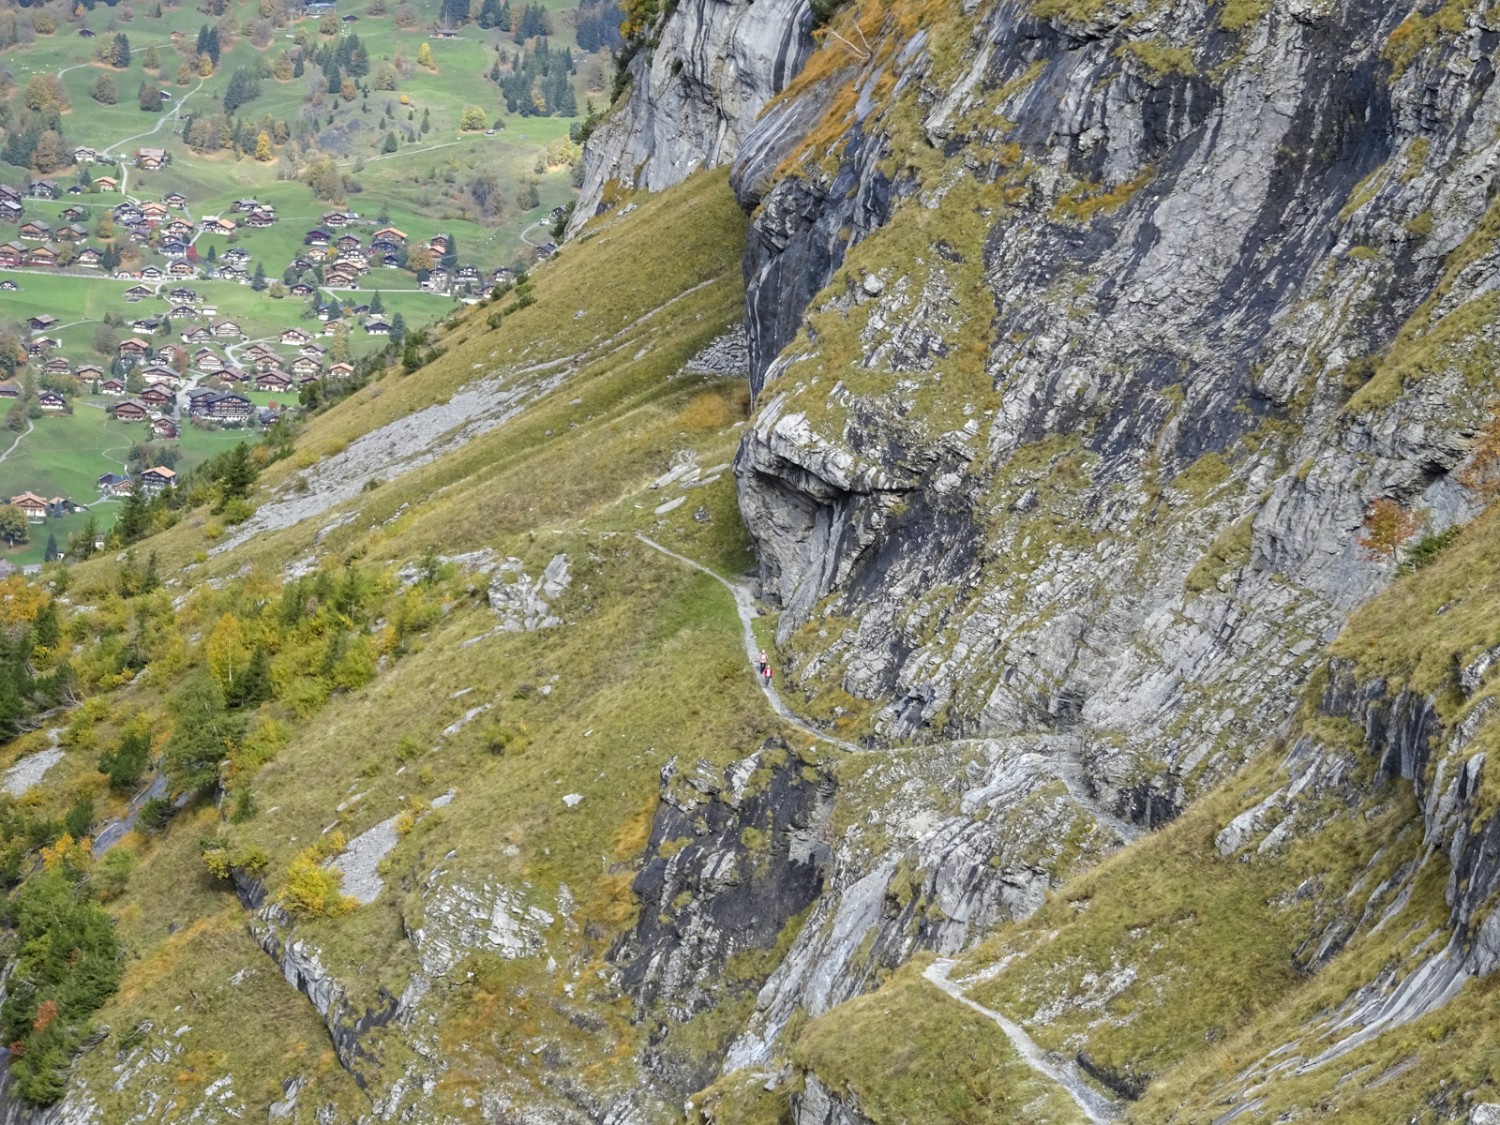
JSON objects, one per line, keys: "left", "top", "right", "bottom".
{"left": 297, "top": 217, "right": 507, "bottom": 301}
{"left": 7, "top": 492, "right": 79, "bottom": 522}
{"left": 0, "top": 185, "right": 279, "bottom": 279}
{"left": 103, "top": 317, "right": 356, "bottom": 428}
{"left": 94, "top": 466, "right": 177, "bottom": 498}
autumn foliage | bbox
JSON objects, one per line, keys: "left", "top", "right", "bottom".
{"left": 1357, "top": 498, "right": 1422, "bottom": 561}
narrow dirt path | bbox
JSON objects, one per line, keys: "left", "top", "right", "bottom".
{"left": 0, "top": 418, "right": 36, "bottom": 467}
{"left": 924, "top": 958, "right": 1120, "bottom": 1124}
{"left": 634, "top": 533, "right": 862, "bottom": 753}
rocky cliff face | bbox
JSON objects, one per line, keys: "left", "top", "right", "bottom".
{"left": 568, "top": 0, "right": 816, "bottom": 236}
{"left": 612, "top": 744, "right": 834, "bottom": 1094}
{"left": 734, "top": 0, "right": 1495, "bottom": 783}
{"left": 571, "top": 0, "right": 1500, "bottom": 1105}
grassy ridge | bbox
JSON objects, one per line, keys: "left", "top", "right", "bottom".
{"left": 0, "top": 167, "right": 804, "bottom": 1116}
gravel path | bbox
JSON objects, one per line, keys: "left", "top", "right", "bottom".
{"left": 924, "top": 958, "right": 1119, "bottom": 1123}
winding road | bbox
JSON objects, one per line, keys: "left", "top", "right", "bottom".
{"left": 0, "top": 419, "right": 36, "bottom": 468}
{"left": 519, "top": 218, "right": 552, "bottom": 248}
{"left": 101, "top": 78, "right": 207, "bottom": 202}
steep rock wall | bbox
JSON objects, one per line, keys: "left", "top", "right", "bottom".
{"left": 568, "top": 0, "right": 815, "bottom": 236}
{"left": 705, "top": 0, "right": 1500, "bottom": 1073}
{"left": 611, "top": 744, "right": 835, "bottom": 1094}
{"left": 734, "top": 0, "right": 1495, "bottom": 798}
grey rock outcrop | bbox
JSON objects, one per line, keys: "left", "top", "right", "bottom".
{"left": 612, "top": 743, "right": 834, "bottom": 1094}
{"left": 725, "top": 736, "right": 1133, "bottom": 1070}
{"left": 568, "top": 0, "right": 815, "bottom": 237}
{"left": 790, "top": 1074, "right": 875, "bottom": 1125}
{"left": 487, "top": 553, "right": 571, "bottom": 632}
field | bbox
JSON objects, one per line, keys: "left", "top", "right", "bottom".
{"left": 0, "top": 399, "right": 252, "bottom": 566}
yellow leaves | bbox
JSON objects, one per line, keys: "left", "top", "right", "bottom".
{"left": 40, "top": 833, "right": 91, "bottom": 875}
{"left": 1358, "top": 498, "right": 1423, "bottom": 561}
{"left": 205, "top": 613, "right": 247, "bottom": 697}
{"left": 276, "top": 847, "right": 356, "bottom": 918}
{"left": 0, "top": 575, "right": 49, "bottom": 630}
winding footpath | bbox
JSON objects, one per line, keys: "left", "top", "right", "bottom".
{"left": 924, "top": 959, "right": 1120, "bottom": 1123}
{"left": 637, "top": 530, "right": 1135, "bottom": 1119}
{"left": 0, "top": 418, "right": 35, "bottom": 468}
{"left": 633, "top": 533, "right": 862, "bottom": 753}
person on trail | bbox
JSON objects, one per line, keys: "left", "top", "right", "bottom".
{"left": 762, "top": 664, "right": 773, "bottom": 689}
{"left": 757, "top": 649, "right": 767, "bottom": 675}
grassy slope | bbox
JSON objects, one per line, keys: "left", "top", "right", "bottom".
{"left": 0, "top": 167, "right": 840, "bottom": 1118}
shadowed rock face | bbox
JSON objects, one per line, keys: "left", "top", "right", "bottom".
{"left": 611, "top": 743, "right": 834, "bottom": 1094}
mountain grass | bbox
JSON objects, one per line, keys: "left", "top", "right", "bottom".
{"left": 28, "top": 167, "right": 803, "bottom": 1115}
{"left": 793, "top": 958, "right": 1086, "bottom": 1124}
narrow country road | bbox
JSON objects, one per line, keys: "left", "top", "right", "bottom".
{"left": 634, "top": 532, "right": 863, "bottom": 753}
{"left": 520, "top": 219, "right": 551, "bottom": 247}
{"left": 924, "top": 958, "right": 1120, "bottom": 1124}
{"left": 102, "top": 78, "right": 208, "bottom": 202}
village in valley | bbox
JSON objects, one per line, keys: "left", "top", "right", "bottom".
{"left": 0, "top": 0, "right": 608, "bottom": 564}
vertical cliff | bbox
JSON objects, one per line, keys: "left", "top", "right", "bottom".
{"left": 567, "top": 0, "right": 817, "bottom": 235}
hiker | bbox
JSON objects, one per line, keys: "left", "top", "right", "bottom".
{"left": 757, "top": 649, "right": 767, "bottom": 675}
{"left": 762, "top": 664, "right": 773, "bottom": 689}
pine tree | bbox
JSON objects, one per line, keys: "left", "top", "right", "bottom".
{"left": 43, "top": 533, "right": 58, "bottom": 562}
{"left": 115, "top": 488, "right": 150, "bottom": 544}
{"left": 251, "top": 262, "right": 267, "bottom": 290}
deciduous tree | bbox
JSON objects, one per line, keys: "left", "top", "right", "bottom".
{"left": 1358, "top": 498, "right": 1422, "bottom": 562}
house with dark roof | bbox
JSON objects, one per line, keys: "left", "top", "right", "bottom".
{"left": 113, "top": 399, "right": 149, "bottom": 423}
